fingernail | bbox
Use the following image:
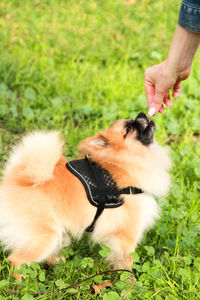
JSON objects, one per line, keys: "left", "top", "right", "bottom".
{"left": 148, "top": 107, "right": 156, "bottom": 116}
{"left": 173, "top": 92, "right": 179, "bottom": 99}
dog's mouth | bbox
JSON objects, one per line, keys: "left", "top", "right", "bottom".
{"left": 125, "top": 112, "right": 156, "bottom": 145}
{"left": 135, "top": 112, "right": 150, "bottom": 130}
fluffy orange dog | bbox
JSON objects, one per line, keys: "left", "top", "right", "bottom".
{"left": 0, "top": 113, "right": 171, "bottom": 277}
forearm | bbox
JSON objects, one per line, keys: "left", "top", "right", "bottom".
{"left": 144, "top": 1, "right": 200, "bottom": 115}
{"left": 166, "top": 25, "right": 200, "bottom": 75}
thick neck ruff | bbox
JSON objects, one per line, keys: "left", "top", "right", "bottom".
{"left": 66, "top": 157, "right": 143, "bottom": 232}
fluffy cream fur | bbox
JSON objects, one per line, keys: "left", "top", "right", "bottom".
{"left": 4, "top": 131, "right": 63, "bottom": 185}
{"left": 0, "top": 119, "right": 171, "bottom": 279}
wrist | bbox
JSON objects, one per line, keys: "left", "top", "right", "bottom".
{"left": 166, "top": 25, "right": 200, "bottom": 74}
{"left": 164, "top": 58, "right": 191, "bottom": 80}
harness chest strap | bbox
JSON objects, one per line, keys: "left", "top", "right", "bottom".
{"left": 66, "top": 158, "right": 143, "bottom": 232}
{"left": 84, "top": 186, "right": 143, "bottom": 232}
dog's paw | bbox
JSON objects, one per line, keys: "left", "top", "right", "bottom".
{"left": 47, "top": 255, "right": 66, "bottom": 266}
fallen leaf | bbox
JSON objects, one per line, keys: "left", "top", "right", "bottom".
{"left": 6, "top": 14, "right": 13, "bottom": 21}
{"left": 192, "top": 135, "right": 200, "bottom": 143}
{"left": 128, "top": 0, "right": 135, "bottom": 4}
{"left": 92, "top": 281, "right": 113, "bottom": 293}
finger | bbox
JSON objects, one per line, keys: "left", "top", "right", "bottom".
{"left": 150, "top": 90, "right": 164, "bottom": 115}
{"left": 164, "top": 98, "right": 173, "bottom": 107}
{"left": 148, "top": 92, "right": 163, "bottom": 116}
{"left": 172, "top": 80, "right": 181, "bottom": 98}
{"left": 145, "top": 84, "right": 159, "bottom": 116}
{"left": 145, "top": 70, "right": 165, "bottom": 116}
{"left": 159, "top": 104, "right": 164, "bottom": 114}
{"left": 145, "top": 82, "right": 155, "bottom": 110}
{"left": 164, "top": 93, "right": 173, "bottom": 107}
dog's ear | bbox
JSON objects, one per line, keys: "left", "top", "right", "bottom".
{"left": 78, "top": 133, "right": 109, "bottom": 157}
{"left": 89, "top": 133, "right": 108, "bottom": 148}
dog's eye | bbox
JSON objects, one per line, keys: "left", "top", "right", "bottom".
{"left": 124, "top": 120, "right": 134, "bottom": 138}
{"left": 126, "top": 126, "right": 132, "bottom": 135}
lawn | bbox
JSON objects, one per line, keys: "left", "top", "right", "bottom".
{"left": 0, "top": 0, "right": 200, "bottom": 299}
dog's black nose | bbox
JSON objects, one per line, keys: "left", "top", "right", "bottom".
{"left": 135, "top": 112, "right": 149, "bottom": 121}
{"left": 134, "top": 112, "right": 156, "bottom": 146}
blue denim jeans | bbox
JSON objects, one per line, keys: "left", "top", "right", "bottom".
{"left": 178, "top": 0, "right": 200, "bottom": 32}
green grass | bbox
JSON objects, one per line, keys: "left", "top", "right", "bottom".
{"left": 0, "top": 0, "right": 200, "bottom": 299}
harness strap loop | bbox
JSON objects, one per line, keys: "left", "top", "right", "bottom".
{"left": 85, "top": 205, "right": 105, "bottom": 232}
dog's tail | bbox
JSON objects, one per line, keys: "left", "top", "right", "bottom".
{"left": 4, "top": 131, "right": 64, "bottom": 186}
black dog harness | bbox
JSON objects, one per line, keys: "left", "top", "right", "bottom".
{"left": 66, "top": 158, "right": 143, "bottom": 232}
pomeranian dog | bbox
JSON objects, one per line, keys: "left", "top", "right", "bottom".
{"left": 0, "top": 112, "right": 171, "bottom": 279}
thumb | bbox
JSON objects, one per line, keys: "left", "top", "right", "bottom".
{"left": 148, "top": 91, "right": 164, "bottom": 116}
{"left": 172, "top": 80, "right": 181, "bottom": 98}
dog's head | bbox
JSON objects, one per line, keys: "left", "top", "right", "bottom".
{"left": 124, "top": 112, "right": 156, "bottom": 145}
{"left": 78, "top": 112, "right": 171, "bottom": 196}
{"left": 79, "top": 112, "right": 156, "bottom": 153}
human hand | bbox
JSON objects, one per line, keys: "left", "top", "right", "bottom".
{"left": 144, "top": 60, "right": 191, "bottom": 116}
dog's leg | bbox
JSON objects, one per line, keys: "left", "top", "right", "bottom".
{"left": 104, "top": 235, "right": 137, "bottom": 284}
{"left": 9, "top": 229, "right": 60, "bottom": 280}
{"left": 46, "top": 251, "right": 65, "bottom": 266}
{"left": 46, "top": 233, "right": 71, "bottom": 266}
{"left": 103, "top": 233, "right": 138, "bottom": 271}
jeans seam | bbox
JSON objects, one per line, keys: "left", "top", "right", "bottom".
{"left": 182, "top": 1, "right": 200, "bottom": 10}
{"left": 179, "top": 24, "right": 200, "bottom": 30}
